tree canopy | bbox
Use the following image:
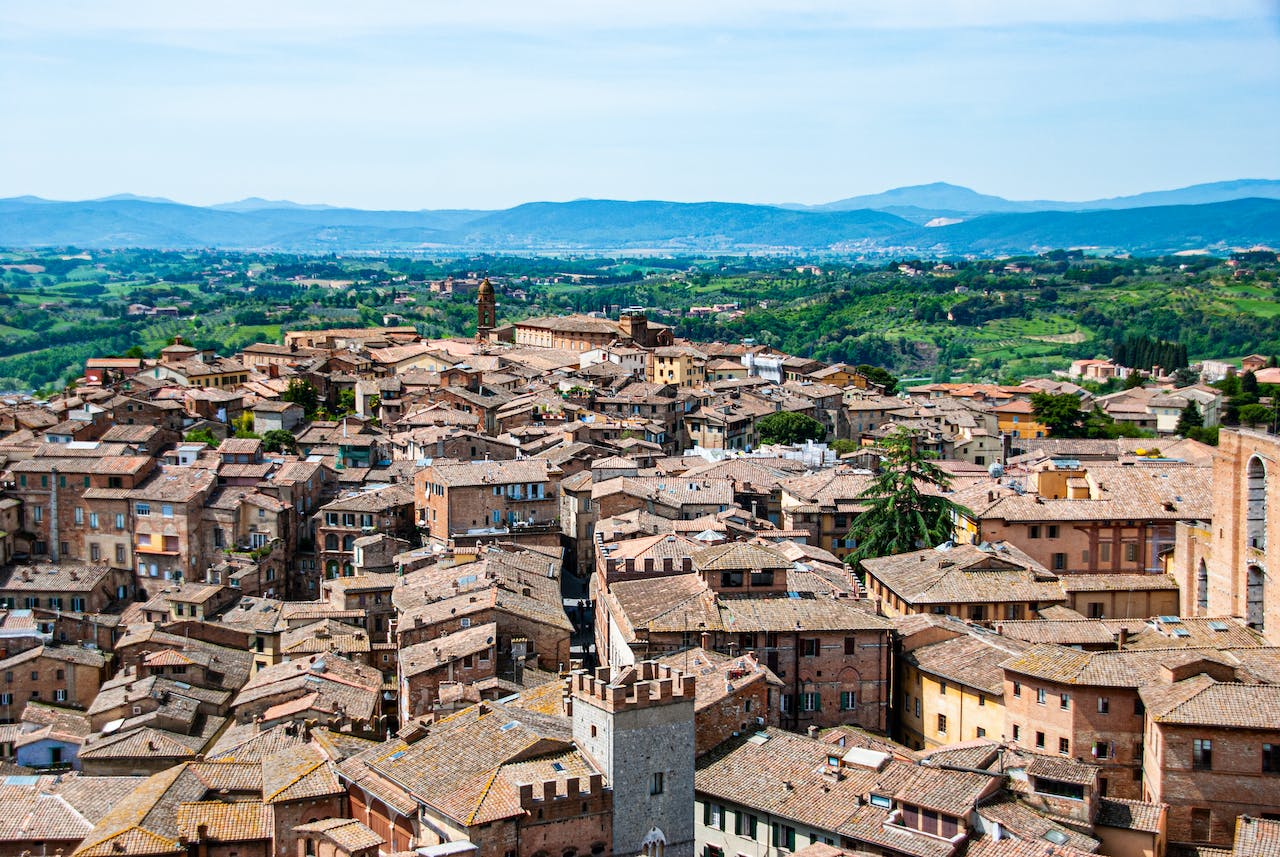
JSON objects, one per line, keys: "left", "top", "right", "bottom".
{"left": 844, "top": 427, "right": 971, "bottom": 564}
{"left": 757, "top": 411, "right": 826, "bottom": 446}
{"left": 262, "top": 429, "right": 297, "bottom": 453}
{"left": 1030, "top": 392, "right": 1088, "bottom": 438}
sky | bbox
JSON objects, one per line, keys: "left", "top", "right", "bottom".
{"left": 2, "top": 1, "right": 1279, "bottom": 210}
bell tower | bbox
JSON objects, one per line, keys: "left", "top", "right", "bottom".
{"left": 476, "top": 278, "right": 495, "bottom": 341}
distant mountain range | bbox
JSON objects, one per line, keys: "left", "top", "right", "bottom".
{"left": 1, "top": 180, "right": 1277, "bottom": 255}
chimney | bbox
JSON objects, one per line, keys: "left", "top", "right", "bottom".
{"left": 700, "top": 631, "right": 711, "bottom": 650}
{"left": 1117, "top": 627, "right": 1129, "bottom": 650}
{"left": 807, "top": 725, "right": 819, "bottom": 739}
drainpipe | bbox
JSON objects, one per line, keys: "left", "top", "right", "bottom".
{"left": 49, "top": 466, "right": 59, "bottom": 563}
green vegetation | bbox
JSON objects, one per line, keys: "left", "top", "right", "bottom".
{"left": 757, "top": 411, "right": 826, "bottom": 445}
{"left": 183, "top": 427, "right": 219, "bottom": 446}
{"left": 0, "top": 247, "right": 1277, "bottom": 392}
{"left": 844, "top": 427, "right": 971, "bottom": 564}
{"left": 262, "top": 429, "right": 297, "bottom": 453}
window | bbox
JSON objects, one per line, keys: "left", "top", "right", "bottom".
{"left": 116, "top": 545, "right": 126, "bottom": 564}
{"left": 734, "top": 812, "right": 758, "bottom": 839}
{"left": 1047, "top": 525, "right": 1059, "bottom": 538}
{"left": 1263, "top": 744, "right": 1280, "bottom": 774}
{"left": 771, "top": 824, "right": 796, "bottom": 852}
{"left": 840, "top": 691, "right": 857, "bottom": 711}
{"left": 1036, "top": 688, "right": 1047, "bottom": 705}
{"left": 115, "top": 513, "right": 125, "bottom": 530}
{"left": 0, "top": 694, "right": 10, "bottom": 706}
{"left": 1098, "top": 697, "right": 1110, "bottom": 714}
{"left": 55, "top": 689, "right": 67, "bottom": 702}
{"left": 1134, "top": 698, "right": 1145, "bottom": 716}
{"left": 1088, "top": 602, "right": 1105, "bottom": 619}
{"left": 802, "top": 638, "right": 819, "bottom": 657}
{"left": 939, "top": 681, "right": 948, "bottom": 696}
{"left": 937, "top": 714, "right": 948, "bottom": 734}
{"left": 650, "top": 772, "right": 664, "bottom": 795}
{"left": 1124, "top": 543, "right": 1139, "bottom": 563}
{"left": 135, "top": 502, "right": 150, "bottom": 516}
{"left": 976, "top": 727, "right": 987, "bottom": 738}
{"left": 844, "top": 636, "right": 858, "bottom": 655}
{"left": 1094, "top": 742, "right": 1110, "bottom": 759}
{"left": 74, "top": 507, "right": 84, "bottom": 525}
{"left": 161, "top": 504, "right": 173, "bottom": 517}
{"left": 89, "top": 512, "right": 99, "bottom": 528}
{"left": 1060, "top": 693, "right": 1070, "bottom": 710}
{"left": 781, "top": 694, "right": 793, "bottom": 713}
{"left": 1059, "top": 737, "right": 1070, "bottom": 755}
{"left": 1012, "top": 724, "right": 1021, "bottom": 741}
{"left": 704, "top": 802, "right": 723, "bottom": 830}
{"left": 1052, "top": 553, "right": 1066, "bottom": 570}
{"left": 1035, "top": 731, "right": 1046, "bottom": 749}
{"left": 1193, "top": 738, "right": 1213, "bottom": 770}
{"left": 1012, "top": 681, "right": 1022, "bottom": 697}
{"left": 914, "top": 697, "right": 921, "bottom": 718}
{"left": 801, "top": 692, "right": 820, "bottom": 712}
{"left": 33, "top": 506, "right": 43, "bottom": 523}
{"left": 1191, "top": 809, "right": 1212, "bottom": 842}
{"left": 1099, "top": 543, "right": 1111, "bottom": 563}
{"left": 1028, "top": 525, "right": 1041, "bottom": 539}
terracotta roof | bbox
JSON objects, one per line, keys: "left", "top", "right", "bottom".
{"left": 1004, "top": 644, "right": 1240, "bottom": 688}
{"left": 965, "top": 834, "right": 1096, "bottom": 857}
{"left": 1141, "top": 678, "right": 1280, "bottom": 728}
{"left": 860, "top": 543, "right": 1063, "bottom": 606}
{"left": 362, "top": 701, "right": 582, "bottom": 826}
{"left": 175, "top": 801, "right": 270, "bottom": 842}
{"left": 907, "top": 632, "right": 1033, "bottom": 695}
{"left": 1096, "top": 797, "right": 1166, "bottom": 834}
{"left": 399, "top": 623, "right": 497, "bottom": 678}
{"left": 995, "top": 619, "right": 1119, "bottom": 646}
{"left": 294, "top": 818, "right": 383, "bottom": 851}
{"left": 262, "top": 745, "right": 344, "bottom": 803}
{"left": 1235, "top": 817, "right": 1280, "bottom": 857}
{"left": 975, "top": 793, "right": 1100, "bottom": 852}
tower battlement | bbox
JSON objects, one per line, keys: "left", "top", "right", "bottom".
{"left": 569, "top": 662, "right": 696, "bottom": 712}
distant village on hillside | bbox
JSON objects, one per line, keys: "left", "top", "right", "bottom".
{"left": 0, "top": 283, "right": 1276, "bottom": 857}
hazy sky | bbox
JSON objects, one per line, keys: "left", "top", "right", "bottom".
{"left": 3, "top": 1, "right": 1279, "bottom": 209}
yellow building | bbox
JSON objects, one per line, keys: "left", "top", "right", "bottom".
{"left": 648, "top": 345, "right": 708, "bottom": 388}
{"left": 994, "top": 398, "right": 1050, "bottom": 439}
{"left": 900, "top": 628, "right": 1032, "bottom": 750}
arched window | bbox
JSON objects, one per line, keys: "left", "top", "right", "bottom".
{"left": 1196, "top": 560, "right": 1209, "bottom": 613}
{"left": 342, "top": 535, "right": 357, "bottom": 551}
{"left": 641, "top": 827, "right": 667, "bottom": 857}
{"left": 325, "top": 534, "right": 339, "bottom": 551}
{"left": 326, "top": 561, "right": 339, "bottom": 578}
{"left": 1247, "top": 564, "right": 1266, "bottom": 631}
{"left": 1247, "top": 456, "right": 1267, "bottom": 551}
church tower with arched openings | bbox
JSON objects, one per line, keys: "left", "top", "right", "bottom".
{"left": 476, "top": 277, "right": 495, "bottom": 341}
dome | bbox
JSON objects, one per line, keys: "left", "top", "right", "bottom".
{"left": 477, "top": 278, "right": 494, "bottom": 297}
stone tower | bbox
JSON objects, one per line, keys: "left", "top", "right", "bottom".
{"left": 476, "top": 278, "right": 495, "bottom": 341}
{"left": 570, "top": 662, "right": 696, "bottom": 857}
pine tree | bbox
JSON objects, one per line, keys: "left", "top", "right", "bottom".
{"left": 844, "top": 427, "right": 972, "bottom": 564}
{"left": 1175, "top": 401, "right": 1203, "bottom": 436}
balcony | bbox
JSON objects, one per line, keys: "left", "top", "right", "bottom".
{"left": 135, "top": 544, "right": 180, "bottom": 556}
